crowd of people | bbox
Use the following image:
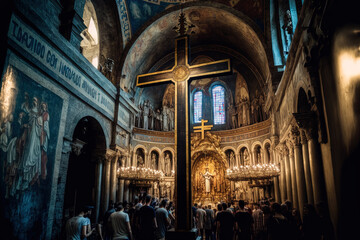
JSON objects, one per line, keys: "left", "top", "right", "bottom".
{"left": 193, "top": 199, "right": 334, "bottom": 240}
{"left": 65, "top": 194, "right": 334, "bottom": 240}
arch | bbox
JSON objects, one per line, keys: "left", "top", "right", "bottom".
{"left": 296, "top": 87, "right": 311, "bottom": 113}
{"left": 251, "top": 141, "right": 263, "bottom": 152}
{"left": 91, "top": 0, "right": 123, "bottom": 85}
{"left": 262, "top": 139, "right": 272, "bottom": 149}
{"left": 120, "top": 3, "right": 271, "bottom": 92}
{"left": 81, "top": 0, "right": 100, "bottom": 68}
{"left": 67, "top": 110, "right": 110, "bottom": 147}
{"left": 161, "top": 147, "right": 175, "bottom": 157}
{"left": 63, "top": 115, "right": 106, "bottom": 224}
{"left": 236, "top": 143, "right": 251, "bottom": 154}
{"left": 148, "top": 147, "right": 161, "bottom": 170}
{"left": 222, "top": 146, "right": 237, "bottom": 153}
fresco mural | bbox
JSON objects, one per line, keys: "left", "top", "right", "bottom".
{"left": 119, "top": 0, "right": 265, "bottom": 47}
{"left": 0, "top": 65, "right": 63, "bottom": 239}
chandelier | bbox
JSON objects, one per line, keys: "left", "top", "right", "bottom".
{"left": 226, "top": 163, "right": 280, "bottom": 187}
{"left": 117, "top": 166, "right": 164, "bottom": 181}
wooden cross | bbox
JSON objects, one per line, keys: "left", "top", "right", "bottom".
{"left": 136, "top": 35, "right": 231, "bottom": 230}
{"left": 193, "top": 119, "right": 213, "bottom": 139}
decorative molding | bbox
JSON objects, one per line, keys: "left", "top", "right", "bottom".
{"left": 71, "top": 138, "right": 86, "bottom": 156}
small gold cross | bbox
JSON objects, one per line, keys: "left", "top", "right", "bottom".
{"left": 193, "top": 119, "right": 213, "bottom": 139}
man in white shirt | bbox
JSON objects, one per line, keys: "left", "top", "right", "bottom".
{"left": 109, "top": 203, "right": 133, "bottom": 240}
{"left": 196, "top": 204, "right": 207, "bottom": 240}
{"left": 66, "top": 206, "right": 95, "bottom": 240}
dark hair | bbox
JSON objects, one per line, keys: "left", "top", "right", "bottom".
{"left": 194, "top": 203, "right": 198, "bottom": 207}
{"left": 271, "top": 202, "right": 282, "bottom": 213}
{"left": 160, "top": 199, "right": 168, "bottom": 207}
{"left": 222, "top": 202, "right": 228, "bottom": 211}
{"left": 217, "top": 203, "right": 222, "bottom": 211}
{"left": 239, "top": 200, "right": 245, "bottom": 209}
{"left": 80, "top": 205, "right": 94, "bottom": 213}
{"left": 116, "top": 203, "right": 124, "bottom": 211}
{"left": 145, "top": 194, "right": 152, "bottom": 203}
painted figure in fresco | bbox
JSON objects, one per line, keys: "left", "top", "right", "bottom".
{"left": 164, "top": 153, "right": 171, "bottom": 176}
{"left": 16, "top": 97, "right": 43, "bottom": 190}
{"left": 242, "top": 96, "right": 250, "bottom": 126}
{"left": 236, "top": 98, "right": 243, "bottom": 127}
{"left": 162, "top": 106, "right": 168, "bottom": 131}
{"left": 137, "top": 154, "right": 144, "bottom": 167}
{"left": 40, "top": 102, "right": 50, "bottom": 180}
{"left": 151, "top": 152, "right": 157, "bottom": 170}
{"left": 154, "top": 109, "right": 161, "bottom": 131}
{"left": 148, "top": 105, "right": 153, "bottom": 130}
{"left": 229, "top": 151, "right": 235, "bottom": 168}
{"left": 139, "top": 103, "right": 144, "bottom": 128}
{"left": 202, "top": 168, "right": 214, "bottom": 193}
{"left": 143, "top": 100, "right": 149, "bottom": 130}
{"left": 244, "top": 149, "right": 250, "bottom": 165}
{"left": 169, "top": 104, "right": 175, "bottom": 131}
{"left": 258, "top": 94, "right": 265, "bottom": 122}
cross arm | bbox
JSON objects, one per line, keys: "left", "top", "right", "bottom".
{"left": 189, "top": 59, "right": 231, "bottom": 79}
{"left": 136, "top": 69, "right": 173, "bottom": 86}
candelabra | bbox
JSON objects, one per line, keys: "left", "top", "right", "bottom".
{"left": 226, "top": 163, "right": 280, "bottom": 187}
{"left": 117, "top": 166, "right": 164, "bottom": 181}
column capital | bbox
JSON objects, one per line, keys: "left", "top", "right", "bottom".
{"left": 105, "top": 149, "right": 117, "bottom": 163}
{"left": 289, "top": 124, "right": 301, "bottom": 146}
{"left": 292, "top": 112, "right": 318, "bottom": 141}
{"left": 300, "top": 130, "right": 308, "bottom": 144}
{"left": 275, "top": 143, "right": 288, "bottom": 156}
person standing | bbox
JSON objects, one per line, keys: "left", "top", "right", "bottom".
{"left": 196, "top": 204, "right": 206, "bottom": 239}
{"left": 204, "top": 205, "right": 214, "bottom": 240}
{"left": 155, "top": 199, "right": 170, "bottom": 240}
{"left": 66, "top": 206, "right": 95, "bottom": 240}
{"left": 215, "top": 203, "right": 234, "bottom": 240}
{"left": 109, "top": 203, "right": 133, "bottom": 240}
{"left": 138, "top": 195, "right": 157, "bottom": 240}
{"left": 235, "top": 200, "right": 253, "bottom": 240}
{"left": 252, "top": 203, "right": 264, "bottom": 240}
{"left": 103, "top": 201, "right": 115, "bottom": 240}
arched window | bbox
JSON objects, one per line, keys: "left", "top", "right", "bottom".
{"left": 81, "top": 1, "right": 100, "bottom": 69}
{"left": 212, "top": 85, "right": 225, "bottom": 125}
{"left": 193, "top": 91, "right": 203, "bottom": 123}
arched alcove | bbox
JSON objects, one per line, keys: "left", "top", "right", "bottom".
{"left": 63, "top": 116, "right": 106, "bottom": 225}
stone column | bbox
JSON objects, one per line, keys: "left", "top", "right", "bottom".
{"left": 291, "top": 126, "right": 307, "bottom": 219}
{"left": 271, "top": 148, "right": 281, "bottom": 203}
{"left": 102, "top": 149, "right": 115, "bottom": 213}
{"left": 278, "top": 147, "right": 287, "bottom": 203}
{"left": 235, "top": 153, "right": 240, "bottom": 167}
{"left": 284, "top": 147, "right": 292, "bottom": 202}
{"left": 110, "top": 151, "right": 120, "bottom": 202}
{"left": 301, "top": 130, "right": 314, "bottom": 205}
{"left": 287, "top": 142, "right": 299, "bottom": 210}
{"left": 123, "top": 180, "right": 130, "bottom": 202}
{"left": 94, "top": 156, "right": 103, "bottom": 223}
{"left": 117, "top": 179, "right": 124, "bottom": 203}
{"left": 305, "top": 127, "right": 326, "bottom": 205}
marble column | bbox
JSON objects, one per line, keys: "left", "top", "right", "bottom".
{"left": 292, "top": 126, "right": 307, "bottom": 218}
{"left": 235, "top": 153, "right": 240, "bottom": 167}
{"left": 279, "top": 151, "right": 287, "bottom": 203}
{"left": 305, "top": 128, "right": 326, "bottom": 205}
{"left": 301, "top": 130, "right": 314, "bottom": 205}
{"left": 124, "top": 180, "right": 130, "bottom": 202}
{"left": 102, "top": 149, "right": 115, "bottom": 213}
{"left": 110, "top": 151, "right": 120, "bottom": 202}
{"left": 117, "top": 179, "right": 124, "bottom": 203}
{"left": 284, "top": 147, "right": 292, "bottom": 203}
{"left": 287, "top": 142, "right": 299, "bottom": 210}
{"left": 272, "top": 148, "right": 281, "bottom": 203}
{"left": 94, "top": 156, "right": 103, "bottom": 222}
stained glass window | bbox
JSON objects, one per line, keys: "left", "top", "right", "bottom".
{"left": 212, "top": 85, "right": 225, "bottom": 124}
{"left": 194, "top": 91, "right": 203, "bottom": 123}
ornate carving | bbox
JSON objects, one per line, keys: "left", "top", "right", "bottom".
{"left": 105, "top": 149, "right": 116, "bottom": 163}
{"left": 71, "top": 138, "right": 86, "bottom": 156}
{"left": 290, "top": 125, "right": 301, "bottom": 146}
{"left": 300, "top": 130, "right": 308, "bottom": 145}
